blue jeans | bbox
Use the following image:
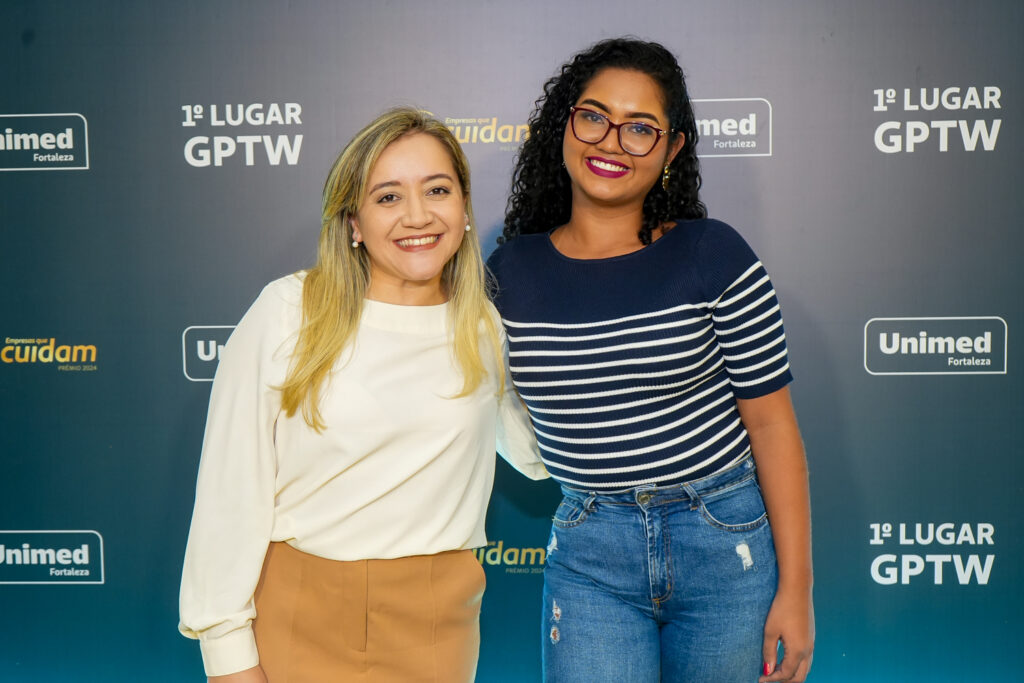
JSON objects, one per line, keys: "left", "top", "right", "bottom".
{"left": 541, "top": 456, "right": 778, "bottom": 682}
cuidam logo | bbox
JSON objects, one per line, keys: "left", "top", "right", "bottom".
{"left": 0, "top": 530, "right": 104, "bottom": 584}
{"left": 2, "top": 336, "right": 98, "bottom": 372}
{"left": 0, "top": 114, "right": 89, "bottom": 171}
{"left": 473, "top": 540, "right": 546, "bottom": 575}
{"left": 444, "top": 116, "right": 530, "bottom": 146}
{"left": 864, "top": 317, "right": 1007, "bottom": 375}
{"left": 182, "top": 325, "right": 234, "bottom": 382}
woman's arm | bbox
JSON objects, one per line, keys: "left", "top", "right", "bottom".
{"left": 179, "top": 283, "right": 287, "bottom": 677}
{"left": 736, "top": 386, "right": 814, "bottom": 683}
{"left": 209, "top": 665, "right": 268, "bottom": 683}
{"left": 493, "top": 317, "right": 549, "bottom": 480}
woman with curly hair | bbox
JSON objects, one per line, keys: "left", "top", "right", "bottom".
{"left": 179, "top": 107, "right": 547, "bottom": 683}
{"left": 488, "top": 39, "right": 814, "bottom": 682}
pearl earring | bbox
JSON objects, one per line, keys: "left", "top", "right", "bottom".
{"left": 465, "top": 224, "right": 472, "bottom": 232}
{"left": 351, "top": 240, "right": 360, "bottom": 248}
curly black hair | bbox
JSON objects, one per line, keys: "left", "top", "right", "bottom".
{"left": 502, "top": 37, "right": 706, "bottom": 245}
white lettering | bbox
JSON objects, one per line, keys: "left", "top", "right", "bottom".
{"left": 874, "top": 121, "right": 902, "bottom": 153}
{"left": 696, "top": 114, "right": 756, "bottom": 137}
{"left": 236, "top": 135, "right": 262, "bottom": 166}
{"left": 984, "top": 87, "right": 1001, "bottom": 109}
{"left": 901, "top": 86, "right": 1002, "bottom": 111}
{"left": 927, "top": 554, "right": 952, "bottom": 584}
{"left": 954, "top": 555, "right": 994, "bottom": 585}
{"left": 246, "top": 103, "right": 265, "bottom": 126}
{"left": 213, "top": 137, "right": 236, "bottom": 166}
{"left": 198, "top": 103, "right": 302, "bottom": 127}
{"left": 901, "top": 554, "right": 925, "bottom": 583}
{"left": 879, "top": 331, "right": 995, "bottom": 355}
{"left": 875, "top": 120, "right": 1001, "bottom": 153}
{"left": 931, "top": 120, "right": 957, "bottom": 151}
{"left": 184, "top": 135, "right": 303, "bottom": 167}
{"left": 872, "top": 553, "right": 994, "bottom": 585}
{"left": 196, "top": 340, "right": 224, "bottom": 362}
{"left": 959, "top": 119, "right": 1001, "bottom": 151}
{"left": 263, "top": 135, "right": 303, "bottom": 165}
{"left": 905, "top": 121, "right": 930, "bottom": 152}
{"left": 184, "top": 136, "right": 210, "bottom": 167}
{"left": 936, "top": 523, "right": 956, "bottom": 544}
{"left": 871, "top": 554, "right": 898, "bottom": 585}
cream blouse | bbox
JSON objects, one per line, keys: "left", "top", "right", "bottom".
{"left": 178, "top": 274, "right": 547, "bottom": 676}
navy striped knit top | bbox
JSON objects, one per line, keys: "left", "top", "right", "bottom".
{"left": 487, "top": 218, "right": 793, "bottom": 491}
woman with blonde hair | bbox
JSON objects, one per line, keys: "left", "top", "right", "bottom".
{"left": 179, "top": 107, "right": 547, "bottom": 683}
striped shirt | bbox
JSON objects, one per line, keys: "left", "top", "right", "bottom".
{"left": 487, "top": 218, "right": 793, "bottom": 490}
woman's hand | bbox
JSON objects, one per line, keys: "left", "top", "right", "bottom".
{"left": 209, "top": 665, "right": 268, "bottom": 683}
{"left": 760, "top": 587, "right": 814, "bottom": 682}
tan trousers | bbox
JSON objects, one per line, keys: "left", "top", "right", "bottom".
{"left": 252, "top": 542, "right": 485, "bottom": 682}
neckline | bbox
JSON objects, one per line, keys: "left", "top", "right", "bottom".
{"left": 360, "top": 298, "right": 449, "bottom": 335}
{"left": 543, "top": 221, "right": 680, "bottom": 264}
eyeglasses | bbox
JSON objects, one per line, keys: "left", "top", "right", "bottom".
{"left": 568, "top": 106, "right": 668, "bottom": 157}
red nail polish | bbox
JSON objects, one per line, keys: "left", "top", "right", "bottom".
{"left": 763, "top": 662, "right": 772, "bottom": 676}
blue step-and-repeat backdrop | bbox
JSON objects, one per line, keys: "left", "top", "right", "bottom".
{"left": 2, "top": 1, "right": 1021, "bottom": 680}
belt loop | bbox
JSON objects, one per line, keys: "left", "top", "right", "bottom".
{"left": 681, "top": 483, "right": 702, "bottom": 511}
{"left": 583, "top": 493, "right": 597, "bottom": 512}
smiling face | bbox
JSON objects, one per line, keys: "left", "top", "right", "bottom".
{"left": 562, "top": 67, "right": 683, "bottom": 212}
{"left": 350, "top": 132, "right": 467, "bottom": 305}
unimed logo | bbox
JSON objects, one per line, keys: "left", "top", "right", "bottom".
{"left": 693, "top": 98, "right": 772, "bottom": 158}
{"left": 864, "top": 317, "right": 1007, "bottom": 375}
{"left": 0, "top": 114, "right": 89, "bottom": 171}
{"left": 0, "top": 530, "right": 104, "bottom": 584}
{"left": 182, "top": 325, "right": 234, "bottom": 382}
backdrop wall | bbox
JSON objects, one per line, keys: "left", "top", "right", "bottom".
{"left": 2, "top": 1, "right": 1021, "bottom": 680}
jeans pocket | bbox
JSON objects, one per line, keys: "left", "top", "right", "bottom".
{"left": 551, "top": 497, "right": 591, "bottom": 529}
{"left": 697, "top": 478, "right": 769, "bottom": 532}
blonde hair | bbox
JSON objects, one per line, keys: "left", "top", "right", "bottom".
{"left": 279, "top": 107, "right": 503, "bottom": 431}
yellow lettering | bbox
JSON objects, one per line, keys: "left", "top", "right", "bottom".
{"left": 479, "top": 118, "right": 497, "bottom": 143}
{"left": 484, "top": 541, "right": 504, "bottom": 565}
{"left": 37, "top": 338, "right": 56, "bottom": 362}
{"left": 520, "top": 547, "right": 546, "bottom": 565}
{"left": 72, "top": 345, "right": 97, "bottom": 363}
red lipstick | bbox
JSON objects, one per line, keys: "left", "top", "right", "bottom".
{"left": 585, "top": 156, "right": 629, "bottom": 178}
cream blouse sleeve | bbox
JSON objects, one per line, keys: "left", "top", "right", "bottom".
{"left": 495, "top": 324, "right": 549, "bottom": 481}
{"left": 178, "top": 280, "right": 293, "bottom": 677}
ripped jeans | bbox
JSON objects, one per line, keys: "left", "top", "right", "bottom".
{"left": 542, "top": 456, "right": 777, "bottom": 683}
